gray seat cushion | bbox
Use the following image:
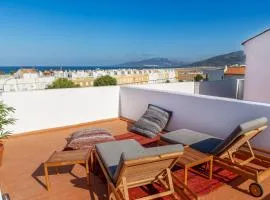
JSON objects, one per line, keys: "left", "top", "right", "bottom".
{"left": 160, "top": 129, "right": 223, "bottom": 153}
{"left": 130, "top": 104, "right": 172, "bottom": 138}
{"left": 96, "top": 139, "right": 144, "bottom": 181}
{"left": 211, "top": 117, "right": 268, "bottom": 155}
{"left": 96, "top": 139, "right": 183, "bottom": 183}
{"left": 122, "top": 144, "right": 183, "bottom": 161}
{"left": 160, "top": 117, "right": 268, "bottom": 155}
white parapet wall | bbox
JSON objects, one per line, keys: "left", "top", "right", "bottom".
{"left": 1, "top": 86, "right": 120, "bottom": 133}
{"left": 127, "top": 82, "right": 195, "bottom": 94}
{"left": 196, "top": 79, "right": 243, "bottom": 99}
{"left": 120, "top": 86, "right": 270, "bottom": 150}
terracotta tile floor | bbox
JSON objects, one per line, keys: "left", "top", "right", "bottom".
{"left": 0, "top": 119, "right": 270, "bottom": 200}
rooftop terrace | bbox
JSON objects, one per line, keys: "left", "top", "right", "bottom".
{"left": 1, "top": 84, "right": 270, "bottom": 199}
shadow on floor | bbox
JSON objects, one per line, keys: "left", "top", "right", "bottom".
{"left": 31, "top": 163, "right": 74, "bottom": 190}
{"left": 205, "top": 167, "right": 251, "bottom": 196}
{"left": 226, "top": 176, "right": 251, "bottom": 196}
{"left": 70, "top": 173, "right": 107, "bottom": 200}
{"left": 262, "top": 193, "right": 270, "bottom": 200}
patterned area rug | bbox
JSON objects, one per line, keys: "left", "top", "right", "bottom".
{"left": 114, "top": 131, "right": 160, "bottom": 146}
{"left": 114, "top": 132, "right": 239, "bottom": 199}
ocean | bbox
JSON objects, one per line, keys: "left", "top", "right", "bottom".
{"left": 0, "top": 66, "right": 176, "bottom": 74}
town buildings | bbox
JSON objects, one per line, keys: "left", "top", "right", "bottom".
{"left": 0, "top": 65, "right": 227, "bottom": 92}
{"left": 0, "top": 66, "right": 228, "bottom": 92}
{"left": 176, "top": 67, "right": 224, "bottom": 81}
{"left": 224, "top": 65, "right": 246, "bottom": 80}
{"left": 72, "top": 77, "right": 95, "bottom": 87}
{"left": 0, "top": 68, "right": 179, "bottom": 91}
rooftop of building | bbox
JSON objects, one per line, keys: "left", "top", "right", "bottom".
{"left": 224, "top": 66, "right": 246, "bottom": 75}
{"left": 1, "top": 118, "right": 270, "bottom": 200}
{"left": 0, "top": 85, "right": 270, "bottom": 200}
{"left": 16, "top": 68, "right": 38, "bottom": 74}
{"left": 176, "top": 67, "right": 224, "bottom": 72}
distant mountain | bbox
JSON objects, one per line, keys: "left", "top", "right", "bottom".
{"left": 119, "top": 58, "right": 185, "bottom": 68}
{"left": 185, "top": 51, "right": 245, "bottom": 67}
{"left": 118, "top": 51, "right": 245, "bottom": 68}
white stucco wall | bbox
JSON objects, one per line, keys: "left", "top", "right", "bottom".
{"left": 197, "top": 79, "right": 238, "bottom": 98}
{"left": 120, "top": 86, "right": 270, "bottom": 150}
{"left": 3, "top": 83, "right": 270, "bottom": 150}
{"left": 1, "top": 86, "right": 120, "bottom": 133}
{"left": 128, "top": 82, "right": 195, "bottom": 94}
{"left": 243, "top": 30, "right": 270, "bottom": 103}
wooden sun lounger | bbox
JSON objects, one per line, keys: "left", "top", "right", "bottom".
{"left": 214, "top": 125, "right": 269, "bottom": 197}
{"left": 159, "top": 117, "right": 269, "bottom": 197}
{"left": 95, "top": 140, "right": 198, "bottom": 200}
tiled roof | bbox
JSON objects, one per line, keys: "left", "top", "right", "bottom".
{"left": 225, "top": 66, "right": 245, "bottom": 75}
{"left": 19, "top": 68, "right": 38, "bottom": 74}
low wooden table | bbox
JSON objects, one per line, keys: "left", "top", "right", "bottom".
{"left": 44, "top": 149, "right": 91, "bottom": 191}
{"left": 176, "top": 147, "right": 213, "bottom": 185}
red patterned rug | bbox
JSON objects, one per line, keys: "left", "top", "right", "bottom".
{"left": 113, "top": 132, "right": 239, "bottom": 199}
{"left": 127, "top": 165, "right": 237, "bottom": 199}
{"left": 115, "top": 131, "right": 160, "bottom": 146}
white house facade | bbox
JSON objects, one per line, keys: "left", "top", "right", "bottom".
{"left": 242, "top": 29, "right": 270, "bottom": 103}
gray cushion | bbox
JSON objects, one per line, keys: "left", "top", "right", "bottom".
{"left": 96, "top": 139, "right": 144, "bottom": 181}
{"left": 160, "top": 129, "right": 223, "bottom": 153}
{"left": 113, "top": 144, "right": 183, "bottom": 182}
{"left": 211, "top": 117, "right": 268, "bottom": 155}
{"left": 96, "top": 139, "right": 183, "bottom": 183}
{"left": 122, "top": 144, "right": 183, "bottom": 161}
{"left": 130, "top": 104, "right": 172, "bottom": 138}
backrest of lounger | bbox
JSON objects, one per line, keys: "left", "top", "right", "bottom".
{"left": 113, "top": 144, "right": 183, "bottom": 185}
{"left": 211, "top": 117, "right": 268, "bottom": 156}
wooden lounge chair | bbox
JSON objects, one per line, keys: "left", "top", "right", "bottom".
{"left": 160, "top": 117, "right": 269, "bottom": 197}
{"left": 95, "top": 139, "right": 194, "bottom": 200}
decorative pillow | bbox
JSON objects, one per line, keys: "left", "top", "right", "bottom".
{"left": 130, "top": 104, "right": 172, "bottom": 138}
{"left": 67, "top": 132, "right": 115, "bottom": 150}
{"left": 66, "top": 128, "right": 115, "bottom": 150}
{"left": 70, "top": 128, "right": 112, "bottom": 139}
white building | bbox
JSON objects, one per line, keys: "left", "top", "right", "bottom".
{"left": 71, "top": 70, "right": 89, "bottom": 79}
{"left": 242, "top": 28, "right": 270, "bottom": 103}
{"left": 0, "top": 76, "right": 55, "bottom": 92}
{"left": 53, "top": 70, "right": 69, "bottom": 78}
{"left": 148, "top": 71, "right": 159, "bottom": 83}
{"left": 14, "top": 69, "right": 39, "bottom": 79}
{"left": 92, "top": 70, "right": 107, "bottom": 78}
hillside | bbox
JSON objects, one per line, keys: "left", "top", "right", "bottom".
{"left": 185, "top": 51, "right": 245, "bottom": 67}
{"left": 118, "top": 51, "right": 245, "bottom": 68}
{"left": 119, "top": 58, "right": 185, "bottom": 67}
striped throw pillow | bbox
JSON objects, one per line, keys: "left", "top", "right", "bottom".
{"left": 130, "top": 104, "right": 172, "bottom": 138}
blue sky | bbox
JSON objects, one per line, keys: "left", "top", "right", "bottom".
{"left": 0, "top": 0, "right": 269, "bottom": 66}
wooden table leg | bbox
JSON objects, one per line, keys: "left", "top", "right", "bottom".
{"left": 184, "top": 167, "right": 188, "bottom": 185}
{"left": 209, "top": 158, "right": 213, "bottom": 180}
{"left": 85, "top": 160, "right": 90, "bottom": 185}
{"left": 44, "top": 163, "right": 51, "bottom": 191}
